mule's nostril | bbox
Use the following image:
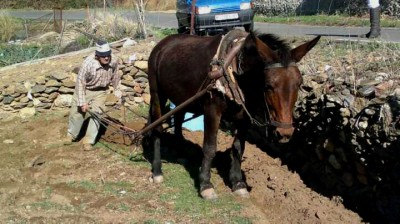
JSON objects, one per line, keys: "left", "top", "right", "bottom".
{"left": 276, "top": 127, "right": 294, "bottom": 143}
{"left": 276, "top": 127, "right": 294, "bottom": 137}
{"left": 279, "top": 137, "right": 290, "bottom": 143}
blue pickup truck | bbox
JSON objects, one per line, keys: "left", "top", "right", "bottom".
{"left": 176, "top": 0, "right": 254, "bottom": 35}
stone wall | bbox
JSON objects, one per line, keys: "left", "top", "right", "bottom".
{"left": 254, "top": 0, "right": 400, "bottom": 17}
{"left": 296, "top": 71, "right": 399, "bottom": 220}
{"left": 248, "top": 69, "right": 400, "bottom": 222}
{"left": 0, "top": 42, "right": 152, "bottom": 119}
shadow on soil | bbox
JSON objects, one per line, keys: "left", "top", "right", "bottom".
{"left": 99, "top": 118, "right": 398, "bottom": 224}
{"left": 139, "top": 132, "right": 249, "bottom": 197}
{"left": 248, "top": 129, "right": 400, "bottom": 224}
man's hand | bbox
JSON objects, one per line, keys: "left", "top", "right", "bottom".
{"left": 80, "top": 104, "right": 89, "bottom": 112}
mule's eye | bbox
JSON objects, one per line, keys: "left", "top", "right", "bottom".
{"left": 264, "top": 84, "right": 273, "bottom": 91}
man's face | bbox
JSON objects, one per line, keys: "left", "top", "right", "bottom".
{"left": 98, "top": 55, "right": 111, "bottom": 65}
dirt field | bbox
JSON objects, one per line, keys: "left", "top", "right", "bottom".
{"left": 0, "top": 108, "right": 364, "bottom": 223}
{"left": 0, "top": 33, "right": 371, "bottom": 223}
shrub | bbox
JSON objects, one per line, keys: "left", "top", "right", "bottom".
{"left": 0, "top": 43, "right": 56, "bottom": 67}
{"left": 0, "top": 11, "right": 23, "bottom": 42}
{"left": 86, "top": 11, "right": 138, "bottom": 41}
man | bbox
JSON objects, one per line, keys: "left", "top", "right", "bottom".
{"left": 65, "top": 41, "right": 121, "bottom": 151}
{"left": 364, "top": 0, "right": 381, "bottom": 38}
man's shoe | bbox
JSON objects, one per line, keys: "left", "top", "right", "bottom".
{"left": 63, "top": 134, "right": 76, "bottom": 145}
{"left": 82, "top": 143, "right": 95, "bottom": 151}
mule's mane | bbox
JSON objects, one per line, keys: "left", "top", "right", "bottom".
{"left": 256, "top": 33, "right": 292, "bottom": 67}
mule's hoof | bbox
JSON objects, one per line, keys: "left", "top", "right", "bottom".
{"left": 200, "top": 188, "right": 218, "bottom": 200}
{"left": 149, "top": 175, "right": 164, "bottom": 183}
{"left": 234, "top": 188, "right": 250, "bottom": 198}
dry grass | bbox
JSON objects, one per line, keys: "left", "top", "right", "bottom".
{"left": 113, "top": 0, "right": 176, "bottom": 11}
{"left": 145, "top": 0, "right": 175, "bottom": 11}
{"left": 0, "top": 11, "right": 23, "bottom": 42}
{"left": 86, "top": 10, "right": 138, "bottom": 40}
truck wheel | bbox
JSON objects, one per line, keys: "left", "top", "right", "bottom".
{"left": 195, "top": 29, "right": 204, "bottom": 36}
{"left": 178, "top": 26, "right": 187, "bottom": 34}
{"left": 244, "top": 22, "right": 254, "bottom": 32}
{"left": 177, "top": 23, "right": 187, "bottom": 34}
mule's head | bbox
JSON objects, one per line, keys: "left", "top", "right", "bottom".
{"left": 242, "top": 33, "right": 320, "bottom": 143}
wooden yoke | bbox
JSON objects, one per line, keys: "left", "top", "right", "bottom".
{"left": 208, "top": 30, "right": 248, "bottom": 80}
{"left": 207, "top": 30, "right": 248, "bottom": 105}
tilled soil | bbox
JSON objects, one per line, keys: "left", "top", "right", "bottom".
{"left": 0, "top": 110, "right": 363, "bottom": 223}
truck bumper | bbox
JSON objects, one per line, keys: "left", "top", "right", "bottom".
{"left": 177, "top": 9, "right": 254, "bottom": 31}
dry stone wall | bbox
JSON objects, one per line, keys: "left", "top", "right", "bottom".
{"left": 254, "top": 0, "right": 400, "bottom": 17}
{"left": 0, "top": 42, "right": 153, "bottom": 120}
{"left": 247, "top": 69, "right": 400, "bottom": 222}
{"left": 293, "top": 71, "right": 400, "bottom": 221}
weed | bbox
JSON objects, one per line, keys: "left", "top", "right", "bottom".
{"left": 103, "top": 181, "right": 133, "bottom": 196}
{"left": 106, "top": 202, "right": 131, "bottom": 212}
{"left": 143, "top": 220, "right": 160, "bottom": 224}
{"left": 0, "top": 11, "right": 23, "bottom": 42}
{"left": 0, "top": 43, "right": 56, "bottom": 67}
{"left": 159, "top": 163, "right": 249, "bottom": 222}
{"left": 132, "top": 104, "right": 150, "bottom": 119}
{"left": 231, "top": 216, "right": 253, "bottom": 224}
{"left": 44, "top": 187, "right": 53, "bottom": 199}
{"left": 75, "top": 34, "right": 91, "bottom": 48}
{"left": 67, "top": 180, "right": 97, "bottom": 190}
{"left": 28, "top": 200, "right": 75, "bottom": 212}
{"left": 151, "top": 27, "right": 177, "bottom": 39}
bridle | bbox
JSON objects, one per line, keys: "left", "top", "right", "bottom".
{"left": 243, "top": 61, "right": 298, "bottom": 129}
{"left": 209, "top": 33, "right": 298, "bottom": 130}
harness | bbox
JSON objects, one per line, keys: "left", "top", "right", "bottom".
{"left": 206, "top": 30, "right": 297, "bottom": 129}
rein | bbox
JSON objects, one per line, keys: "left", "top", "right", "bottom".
{"left": 206, "top": 31, "right": 297, "bottom": 130}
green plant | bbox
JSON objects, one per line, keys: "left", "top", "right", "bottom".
{"left": 28, "top": 200, "right": 75, "bottom": 212}
{"left": 76, "top": 34, "right": 91, "bottom": 48}
{"left": 158, "top": 164, "right": 250, "bottom": 222}
{"left": 151, "top": 27, "right": 177, "bottom": 39}
{"left": 143, "top": 220, "right": 160, "bottom": 224}
{"left": 0, "top": 11, "right": 23, "bottom": 42}
{"left": 132, "top": 103, "right": 149, "bottom": 118}
{"left": 103, "top": 181, "right": 133, "bottom": 195}
{"left": 0, "top": 43, "right": 57, "bottom": 67}
{"left": 106, "top": 202, "right": 131, "bottom": 212}
{"left": 67, "top": 180, "right": 97, "bottom": 190}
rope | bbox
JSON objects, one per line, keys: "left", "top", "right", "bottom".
{"left": 87, "top": 109, "right": 141, "bottom": 145}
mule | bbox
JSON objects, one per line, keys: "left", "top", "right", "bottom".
{"left": 147, "top": 30, "right": 320, "bottom": 199}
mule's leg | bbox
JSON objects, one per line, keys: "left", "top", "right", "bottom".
{"left": 148, "top": 93, "right": 166, "bottom": 184}
{"left": 230, "top": 119, "right": 250, "bottom": 197}
{"left": 172, "top": 111, "right": 185, "bottom": 139}
{"left": 171, "top": 111, "right": 188, "bottom": 160}
{"left": 199, "top": 101, "right": 221, "bottom": 200}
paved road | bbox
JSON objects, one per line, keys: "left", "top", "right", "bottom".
{"left": 6, "top": 9, "right": 400, "bottom": 43}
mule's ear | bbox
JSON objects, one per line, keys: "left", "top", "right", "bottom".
{"left": 291, "top": 35, "right": 321, "bottom": 62}
{"left": 253, "top": 35, "right": 278, "bottom": 63}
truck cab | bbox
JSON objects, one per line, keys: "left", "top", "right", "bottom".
{"left": 176, "top": 0, "right": 254, "bottom": 35}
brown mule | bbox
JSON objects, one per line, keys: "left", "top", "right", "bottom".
{"left": 147, "top": 31, "right": 320, "bottom": 199}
